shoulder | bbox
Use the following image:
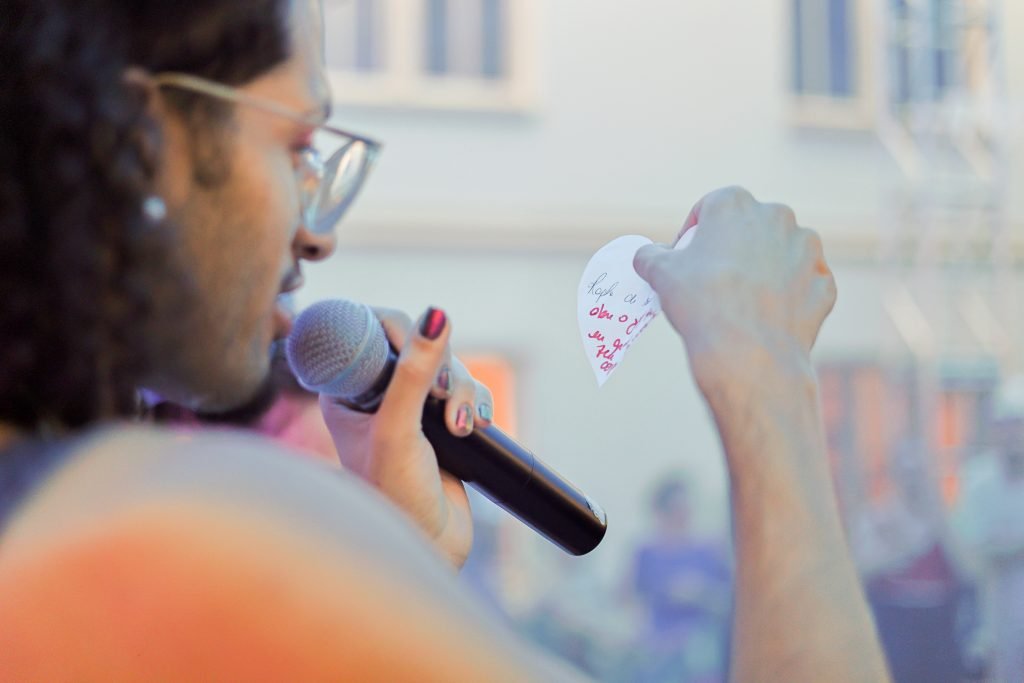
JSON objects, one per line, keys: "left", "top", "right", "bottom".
{"left": 5, "top": 424, "right": 442, "bottom": 574}
{"left": 0, "top": 425, "right": 589, "bottom": 681}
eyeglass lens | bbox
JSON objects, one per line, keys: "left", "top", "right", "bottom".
{"left": 308, "top": 134, "right": 373, "bottom": 235}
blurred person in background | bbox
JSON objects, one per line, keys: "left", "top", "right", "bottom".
{"left": 519, "top": 548, "right": 619, "bottom": 679}
{"left": 0, "top": 0, "right": 889, "bottom": 679}
{"left": 955, "top": 377, "right": 1024, "bottom": 683}
{"left": 850, "top": 439, "right": 970, "bottom": 683}
{"left": 627, "top": 475, "right": 732, "bottom": 683}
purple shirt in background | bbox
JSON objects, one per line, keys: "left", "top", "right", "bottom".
{"left": 633, "top": 540, "right": 732, "bottom": 640}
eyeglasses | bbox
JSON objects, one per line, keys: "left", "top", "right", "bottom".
{"left": 151, "top": 72, "right": 382, "bottom": 235}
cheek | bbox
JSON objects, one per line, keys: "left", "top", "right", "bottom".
{"left": 270, "top": 157, "right": 302, "bottom": 238}
{"left": 235, "top": 147, "right": 300, "bottom": 263}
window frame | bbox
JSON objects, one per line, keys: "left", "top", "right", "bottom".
{"left": 787, "top": 0, "right": 877, "bottom": 130}
{"left": 326, "top": 0, "right": 539, "bottom": 113}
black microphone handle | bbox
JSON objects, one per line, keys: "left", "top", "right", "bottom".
{"left": 339, "top": 348, "right": 607, "bottom": 556}
{"left": 420, "top": 398, "right": 607, "bottom": 556}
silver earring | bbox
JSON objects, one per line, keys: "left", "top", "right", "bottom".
{"left": 142, "top": 195, "right": 167, "bottom": 223}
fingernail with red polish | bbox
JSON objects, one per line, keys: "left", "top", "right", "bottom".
{"left": 419, "top": 307, "right": 447, "bottom": 340}
{"left": 456, "top": 403, "right": 474, "bottom": 434}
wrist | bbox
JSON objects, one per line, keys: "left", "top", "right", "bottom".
{"left": 687, "top": 332, "right": 814, "bottom": 403}
{"left": 694, "top": 347, "right": 839, "bottom": 522}
{"left": 694, "top": 343, "right": 821, "bottom": 465}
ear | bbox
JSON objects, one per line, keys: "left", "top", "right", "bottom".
{"left": 120, "top": 67, "right": 170, "bottom": 175}
{"left": 122, "top": 67, "right": 168, "bottom": 119}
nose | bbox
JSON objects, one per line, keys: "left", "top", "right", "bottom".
{"left": 293, "top": 225, "right": 337, "bottom": 262}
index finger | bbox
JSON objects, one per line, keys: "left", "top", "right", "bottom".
{"left": 681, "top": 196, "right": 705, "bottom": 232}
{"left": 675, "top": 195, "right": 707, "bottom": 245}
{"left": 373, "top": 307, "right": 453, "bottom": 400}
{"left": 676, "top": 186, "right": 758, "bottom": 244}
{"left": 375, "top": 308, "right": 451, "bottom": 437}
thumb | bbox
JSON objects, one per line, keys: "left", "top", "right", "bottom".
{"left": 633, "top": 242, "right": 673, "bottom": 288}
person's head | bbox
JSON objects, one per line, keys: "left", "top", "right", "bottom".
{"left": 1, "top": 0, "right": 367, "bottom": 432}
{"left": 650, "top": 476, "right": 691, "bottom": 534}
{"left": 992, "top": 376, "right": 1024, "bottom": 477}
{"left": 888, "top": 438, "right": 932, "bottom": 507}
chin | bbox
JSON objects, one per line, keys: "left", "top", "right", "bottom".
{"left": 172, "top": 355, "right": 272, "bottom": 415}
{"left": 146, "top": 322, "right": 275, "bottom": 414}
{"left": 193, "top": 372, "right": 279, "bottom": 426}
{"left": 209, "top": 363, "right": 272, "bottom": 413}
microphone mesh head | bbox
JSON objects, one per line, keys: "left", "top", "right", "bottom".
{"left": 285, "top": 299, "right": 388, "bottom": 400}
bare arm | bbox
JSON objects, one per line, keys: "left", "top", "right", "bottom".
{"left": 707, "top": 362, "right": 887, "bottom": 682}
{"left": 634, "top": 187, "right": 890, "bottom": 683}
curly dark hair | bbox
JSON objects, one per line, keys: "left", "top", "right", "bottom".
{"left": 0, "top": 0, "right": 290, "bottom": 432}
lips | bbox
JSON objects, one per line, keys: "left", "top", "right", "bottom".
{"left": 273, "top": 274, "right": 304, "bottom": 340}
{"left": 280, "top": 273, "right": 304, "bottom": 296}
{"left": 272, "top": 299, "right": 294, "bottom": 340}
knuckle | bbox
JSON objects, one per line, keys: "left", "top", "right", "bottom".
{"left": 825, "top": 273, "right": 838, "bottom": 307}
{"left": 809, "top": 272, "right": 838, "bottom": 321}
{"left": 805, "top": 227, "right": 824, "bottom": 250}
{"left": 450, "top": 376, "right": 477, "bottom": 400}
{"left": 393, "top": 310, "right": 413, "bottom": 327}
{"left": 447, "top": 360, "right": 473, "bottom": 388}
{"left": 476, "top": 382, "right": 494, "bottom": 404}
{"left": 798, "top": 227, "right": 825, "bottom": 260}
{"left": 765, "top": 202, "right": 798, "bottom": 227}
{"left": 644, "top": 253, "right": 675, "bottom": 289}
{"left": 702, "top": 186, "right": 756, "bottom": 219}
{"left": 375, "top": 307, "right": 412, "bottom": 327}
{"left": 393, "top": 349, "right": 435, "bottom": 385}
{"left": 375, "top": 308, "right": 414, "bottom": 339}
{"left": 719, "top": 185, "right": 756, "bottom": 207}
{"left": 449, "top": 355, "right": 470, "bottom": 379}
{"left": 634, "top": 246, "right": 661, "bottom": 279}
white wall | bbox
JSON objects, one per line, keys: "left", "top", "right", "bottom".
{"left": 326, "top": 0, "right": 981, "bottom": 241}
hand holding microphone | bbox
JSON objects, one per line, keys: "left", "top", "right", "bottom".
{"left": 286, "top": 301, "right": 607, "bottom": 565}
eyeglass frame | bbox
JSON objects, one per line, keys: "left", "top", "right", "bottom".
{"left": 150, "top": 71, "right": 383, "bottom": 235}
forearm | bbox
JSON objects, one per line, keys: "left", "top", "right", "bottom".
{"left": 702, "top": 359, "right": 889, "bottom": 683}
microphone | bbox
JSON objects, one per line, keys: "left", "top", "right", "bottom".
{"left": 286, "top": 299, "right": 608, "bottom": 556}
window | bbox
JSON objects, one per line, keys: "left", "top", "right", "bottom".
{"left": 323, "top": 0, "right": 537, "bottom": 111}
{"left": 792, "top": 0, "right": 858, "bottom": 99}
{"left": 327, "top": 0, "right": 387, "bottom": 73}
{"left": 789, "top": 0, "right": 872, "bottom": 128}
{"left": 788, "top": 0, "right": 964, "bottom": 128}
{"left": 819, "top": 360, "right": 997, "bottom": 510}
{"left": 424, "top": 0, "right": 506, "bottom": 79}
{"left": 886, "top": 0, "right": 958, "bottom": 106}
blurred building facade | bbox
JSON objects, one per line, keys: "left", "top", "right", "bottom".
{"left": 300, "top": 1, "right": 1024, "bottom": 677}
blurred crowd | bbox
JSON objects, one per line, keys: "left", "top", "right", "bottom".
{"left": 841, "top": 375, "right": 1024, "bottom": 683}
{"left": 458, "top": 374, "right": 1024, "bottom": 683}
